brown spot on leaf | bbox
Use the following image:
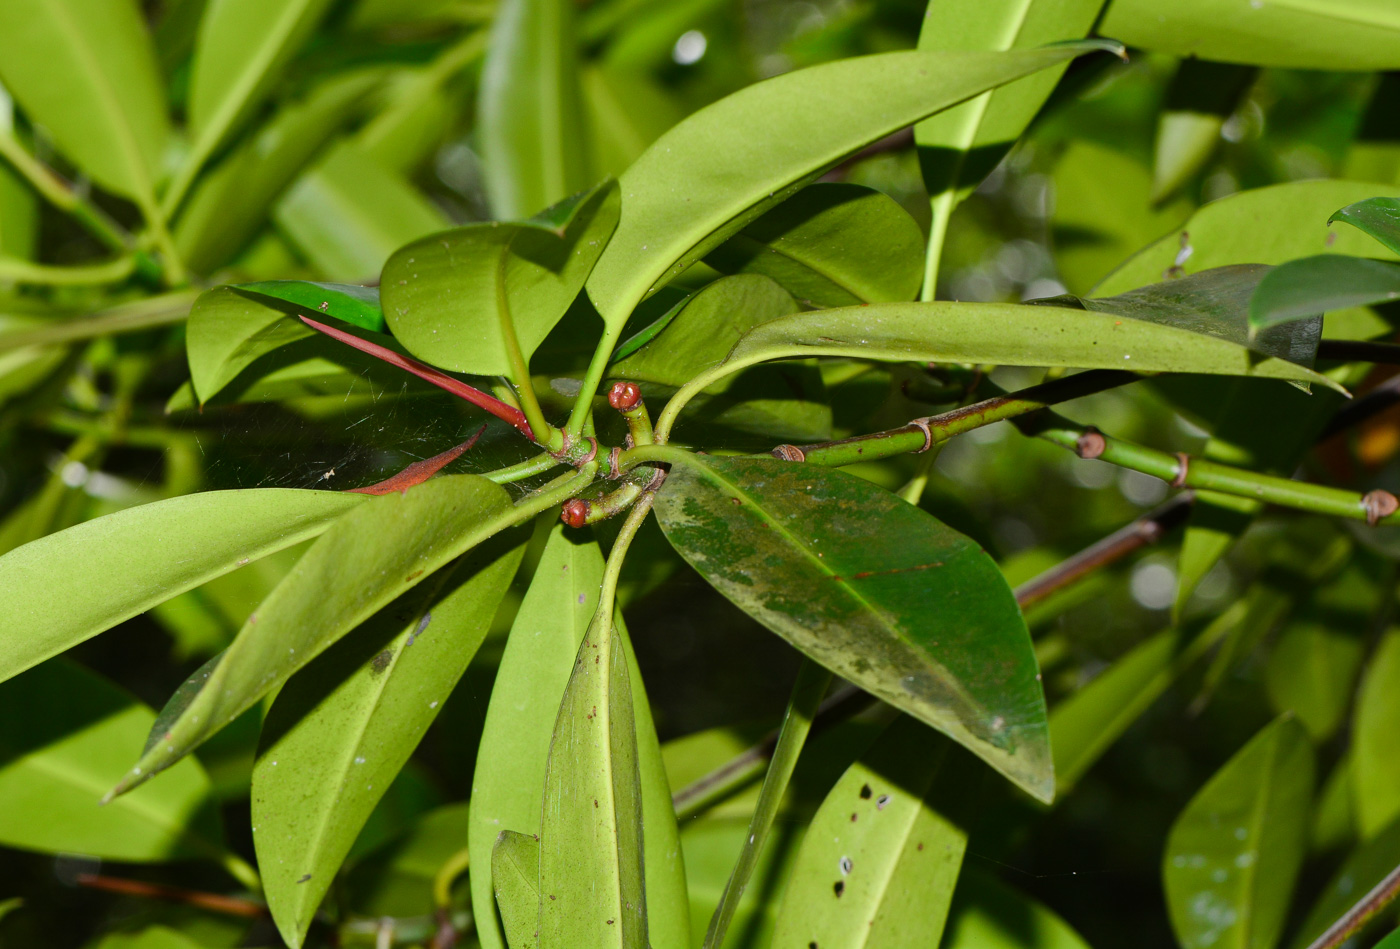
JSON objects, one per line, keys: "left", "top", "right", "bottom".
{"left": 859, "top": 784, "right": 872, "bottom": 799}
{"left": 833, "top": 881, "right": 844, "bottom": 897}
{"left": 370, "top": 650, "right": 393, "bottom": 675}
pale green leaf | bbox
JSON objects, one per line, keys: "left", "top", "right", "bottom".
{"left": 943, "top": 870, "right": 1093, "bottom": 949}
{"left": 114, "top": 475, "right": 519, "bottom": 796}
{"left": 0, "top": 661, "right": 223, "bottom": 864}
{"left": 478, "top": 0, "right": 589, "bottom": 218}
{"left": 1163, "top": 716, "right": 1314, "bottom": 949}
{"left": 1099, "top": 0, "right": 1400, "bottom": 70}
{"left": 1265, "top": 622, "right": 1364, "bottom": 743}
{"left": 0, "top": 0, "right": 168, "bottom": 203}
{"left": 254, "top": 530, "right": 525, "bottom": 949}
{"left": 1353, "top": 629, "right": 1400, "bottom": 838}
{"left": 1151, "top": 61, "right": 1258, "bottom": 204}
{"left": 585, "top": 42, "right": 1118, "bottom": 330}
{"left": 0, "top": 489, "right": 363, "bottom": 685}
{"left": 770, "top": 716, "right": 967, "bottom": 949}
{"left": 494, "top": 831, "right": 541, "bottom": 949}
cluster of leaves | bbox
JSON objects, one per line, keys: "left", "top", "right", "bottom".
{"left": 2, "top": 2, "right": 1400, "bottom": 949}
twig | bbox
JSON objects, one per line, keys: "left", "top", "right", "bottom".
{"left": 1303, "top": 861, "right": 1400, "bottom": 949}
{"left": 1014, "top": 494, "right": 1195, "bottom": 608}
{"left": 74, "top": 873, "right": 266, "bottom": 918}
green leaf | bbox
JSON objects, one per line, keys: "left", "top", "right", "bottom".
{"left": 0, "top": 489, "right": 362, "bottom": 685}
{"left": 611, "top": 275, "right": 797, "bottom": 387}
{"left": 698, "top": 288, "right": 1338, "bottom": 396}
{"left": 1331, "top": 196, "right": 1400, "bottom": 256}
{"left": 681, "top": 818, "right": 806, "bottom": 949}
{"left": 1292, "top": 815, "right": 1400, "bottom": 949}
{"left": 88, "top": 926, "right": 210, "bottom": 949}
{"left": 1050, "top": 613, "right": 1232, "bottom": 795}
{"left": 653, "top": 456, "right": 1052, "bottom": 803}
{"left": 1375, "top": 930, "right": 1400, "bottom": 949}
{"left": 1151, "top": 61, "right": 1258, "bottom": 204}
{"left": 1265, "top": 622, "right": 1364, "bottom": 743}
{"left": 1163, "top": 716, "right": 1314, "bottom": 949}
{"left": 185, "top": 0, "right": 338, "bottom": 183}
{"left": 1353, "top": 630, "right": 1400, "bottom": 838}
{"left": 0, "top": 0, "right": 169, "bottom": 203}
{"left": 381, "top": 180, "right": 621, "bottom": 376}
{"left": 184, "top": 287, "right": 314, "bottom": 404}
{"left": 914, "top": 0, "right": 1107, "bottom": 291}
{"left": 1050, "top": 141, "right": 1193, "bottom": 296}
{"left": 493, "top": 831, "right": 541, "bottom": 949}
{"left": 274, "top": 143, "right": 450, "bottom": 282}
{"left": 702, "top": 184, "right": 924, "bottom": 307}
{"left": 472, "top": 525, "right": 687, "bottom": 949}
{"left": 943, "top": 870, "right": 1092, "bottom": 949}
{"left": 581, "top": 63, "right": 682, "bottom": 181}
{"left": 1097, "top": 180, "right": 1400, "bottom": 295}
{"left": 1099, "top": 0, "right": 1400, "bottom": 70}
{"left": 478, "top": 0, "right": 588, "bottom": 219}
{"left": 174, "top": 72, "right": 378, "bottom": 275}
{"left": 584, "top": 42, "right": 1118, "bottom": 330}
{"left": 537, "top": 610, "right": 646, "bottom": 949}
{"left": 253, "top": 529, "right": 526, "bottom": 949}
{"left": 770, "top": 716, "right": 967, "bottom": 949}
{"left": 114, "top": 475, "right": 519, "bottom": 797}
{"left": 238, "top": 281, "right": 386, "bottom": 332}
{"left": 0, "top": 660, "right": 222, "bottom": 864}
{"left": 1250, "top": 256, "right": 1400, "bottom": 331}
{"left": 345, "top": 802, "right": 472, "bottom": 918}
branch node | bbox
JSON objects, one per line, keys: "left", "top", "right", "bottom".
{"left": 1075, "top": 427, "right": 1106, "bottom": 459}
{"left": 1364, "top": 489, "right": 1398, "bottom": 526}
{"left": 772, "top": 444, "right": 806, "bottom": 462}
{"left": 1171, "top": 452, "right": 1191, "bottom": 489}
{"left": 909, "top": 418, "right": 934, "bottom": 453}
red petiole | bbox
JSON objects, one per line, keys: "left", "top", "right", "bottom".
{"left": 298, "top": 315, "right": 535, "bottom": 440}
{"left": 347, "top": 424, "right": 488, "bottom": 496}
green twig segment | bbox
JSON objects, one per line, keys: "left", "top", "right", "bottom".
{"left": 702, "top": 658, "right": 832, "bottom": 949}
{"left": 0, "top": 129, "right": 135, "bottom": 255}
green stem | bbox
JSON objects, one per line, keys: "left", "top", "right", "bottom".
{"left": 355, "top": 31, "right": 488, "bottom": 155}
{"left": 0, "top": 255, "right": 136, "bottom": 286}
{"left": 0, "top": 290, "right": 199, "bottom": 355}
{"left": 432, "top": 845, "right": 472, "bottom": 911}
{"left": 567, "top": 322, "right": 623, "bottom": 438}
{"left": 0, "top": 129, "right": 134, "bottom": 254}
{"left": 494, "top": 245, "right": 558, "bottom": 450}
{"left": 920, "top": 190, "right": 955, "bottom": 302}
{"left": 1019, "top": 413, "right": 1400, "bottom": 526}
{"left": 702, "top": 659, "right": 832, "bottom": 949}
{"left": 481, "top": 452, "right": 562, "bottom": 485}
{"left": 137, "top": 194, "right": 187, "bottom": 286}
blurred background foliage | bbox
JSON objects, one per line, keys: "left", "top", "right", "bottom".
{"left": 1, "top": 0, "right": 1399, "bottom": 947}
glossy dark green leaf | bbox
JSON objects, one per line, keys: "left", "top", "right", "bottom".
{"left": 274, "top": 143, "right": 449, "bottom": 282}
{"left": 494, "top": 830, "right": 541, "bottom": 949}
{"left": 1163, "top": 716, "right": 1314, "bottom": 949}
{"left": 0, "top": 489, "right": 363, "bottom": 685}
{"left": 253, "top": 530, "right": 526, "bottom": 949}
{"left": 584, "top": 42, "right": 1117, "bottom": 330}
{"left": 914, "top": 0, "right": 1106, "bottom": 291}
{"left": 113, "top": 475, "right": 518, "bottom": 797}
{"left": 174, "top": 73, "right": 378, "bottom": 274}
{"left": 611, "top": 275, "right": 797, "bottom": 387}
{"left": 382, "top": 180, "right": 621, "bottom": 376}
{"left": 770, "top": 716, "right": 967, "bottom": 949}
{"left": 1098, "top": 180, "right": 1400, "bottom": 296}
{"left": 537, "top": 609, "right": 646, "bottom": 949}
{"left": 182, "top": 0, "right": 338, "bottom": 194}
{"left": 1331, "top": 197, "right": 1400, "bottom": 256}
{"left": 238, "top": 281, "right": 385, "bottom": 332}
{"left": 697, "top": 289, "right": 1337, "bottom": 397}
{"left": 943, "top": 870, "right": 1092, "bottom": 949}
{"left": 1099, "top": 0, "right": 1400, "bottom": 70}
{"left": 703, "top": 184, "right": 924, "bottom": 307}
{"left": 1151, "top": 61, "right": 1258, "bottom": 204}
{"left": 470, "top": 525, "right": 687, "bottom": 949}
{"left": 653, "top": 456, "right": 1051, "bottom": 803}
{"left": 0, "top": 661, "right": 222, "bottom": 864}
{"left": 1265, "top": 622, "right": 1363, "bottom": 743}
{"left": 1050, "top": 142, "right": 1193, "bottom": 296}
{"left": 0, "top": 0, "right": 168, "bottom": 204}
{"left": 1290, "top": 815, "right": 1400, "bottom": 949}
{"left": 478, "top": 0, "right": 588, "bottom": 218}
{"left": 1353, "top": 630, "right": 1400, "bottom": 838}
{"left": 1250, "top": 256, "right": 1400, "bottom": 330}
